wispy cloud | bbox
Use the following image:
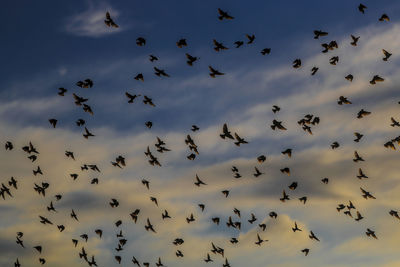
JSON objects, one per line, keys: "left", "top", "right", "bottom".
{"left": 65, "top": 2, "right": 123, "bottom": 37}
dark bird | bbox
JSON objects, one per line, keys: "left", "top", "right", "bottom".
{"left": 292, "top": 59, "right": 301, "bottom": 68}
{"left": 76, "top": 119, "right": 85, "bottom": 126}
{"left": 357, "top": 109, "right": 371, "bottom": 119}
{"left": 357, "top": 168, "right": 368, "bottom": 179}
{"left": 191, "top": 125, "right": 200, "bottom": 131}
{"left": 271, "top": 119, "right": 287, "bottom": 130}
{"left": 154, "top": 67, "right": 170, "bottom": 77}
{"left": 309, "top": 231, "right": 320, "bottom": 241}
{"left": 220, "top": 123, "right": 234, "bottom": 139}
{"left": 186, "top": 213, "right": 195, "bottom": 223}
{"left": 15, "top": 258, "right": 20, "bottom": 267}
{"left": 345, "top": 74, "right": 353, "bottom": 82}
{"left": 234, "top": 133, "right": 248, "bottom": 146}
{"left": 314, "top": 30, "right": 328, "bottom": 39}
{"left": 321, "top": 177, "right": 329, "bottom": 184}
{"left": 289, "top": 182, "right": 298, "bottom": 190}
{"left": 272, "top": 105, "right": 280, "bottom": 113}
{"left": 389, "top": 210, "right": 400, "bottom": 220}
{"left": 360, "top": 187, "right": 376, "bottom": 199}
{"left": 330, "top": 56, "right": 339, "bottom": 65}
{"left": 110, "top": 198, "right": 119, "bottom": 208}
{"left": 47, "top": 201, "right": 57, "bottom": 212}
{"left": 177, "top": 38, "right": 187, "bottom": 48}
{"left": 136, "top": 37, "right": 146, "bottom": 46}
{"left": 245, "top": 34, "right": 255, "bottom": 44}
{"left": 143, "top": 96, "right": 155, "bottom": 107}
{"left": 350, "top": 35, "right": 360, "bottom": 46}
{"left": 253, "top": 167, "right": 263, "bottom": 177}
{"left": 338, "top": 96, "right": 352, "bottom": 105}
{"left": 104, "top": 12, "right": 118, "bottom": 28}
{"left": 194, "top": 174, "right": 207, "bottom": 187}
{"left": 280, "top": 190, "right": 289, "bottom": 202}
{"left": 301, "top": 248, "right": 310, "bottom": 256}
{"left": 282, "top": 148, "right": 292, "bottom": 158}
{"left": 134, "top": 73, "right": 144, "bottom": 81}
{"left": 248, "top": 213, "right": 257, "bottom": 224}
{"left": 209, "top": 66, "right": 224, "bottom": 77}
{"left": 58, "top": 87, "right": 67, "bottom": 96}
{"left": 5, "top": 141, "right": 13, "bottom": 150}
{"left": 257, "top": 155, "right": 266, "bottom": 163}
{"left": 95, "top": 229, "right": 102, "bottom": 238}
{"left": 149, "top": 54, "right": 158, "bottom": 62}
{"left": 255, "top": 233, "right": 267, "bottom": 245}
{"left": 150, "top": 196, "right": 158, "bottom": 206}
{"left": 358, "top": 3, "right": 367, "bottom": 13}
{"left": 186, "top": 53, "right": 198, "bottom": 66}
{"left": 198, "top": 203, "right": 205, "bottom": 212}
{"left": 39, "top": 215, "right": 53, "bottom": 225}
{"left": 331, "top": 142, "right": 340, "bottom": 149}
{"left": 33, "top": 245, "right": 42, "bottom": 253}
{"left": 269, "top": 211, "right": 278, "bottom": 218}
{"left": 162, "top": 210, "right": 171, "bottom": 220}
{"left": 83, "top": 127, "right": 95, "bottom": 139}
{"left": 213, "top": 39, "right": 228, "bottom": 51}
{"left": 311, "top": 66, "right": 319, "bottom": 75}
{"left": 222, "top": 190, "right": 230, "bottom": 198}
{"left": 292, "top": 221, "right": 302, "bottom": 232}
{"left": 125, "top": 92, "right": 141, "bottom": 103}
{"left": 366, "top": 228, "right": 377, "bottom": 239}
{"left": 355, "top": 211, "right": 364, "bottom": 221}
{"left": 261, "top": 48, "right": 271, "bottom": 55}
{"left": 48, "top": 119, "right": 57, "bottom": 128}
{"left": 299, "top": 196, "right": 307, "bottom": 204}
{"left": 142, "top": 179, "right": 150, "bottom": 189}
{"left": 353, "top": 151, "right": 364, "bottom": 162}
{"left": 71, "top": 209, "right": 78, "bottom": 221}
{"left": 382, "top": 49, "right": 392, "bottom": 61}
{"left": 218, "top": 8, "right": 234, "bottom": 20}
{"left": 145, "top": 218, "right": 156, "bottom": 233}
{"left": 354, "top": 132, "right": 364, "bottom": 142}
{"left": 390, "top": 117, "right": 400, "bottom": 127}
{"left": 370, "top": 75, "right": 384, "bottom": 85}
{"left": 379, "top": 14, "right": 390, "bottom": 22}
{"left": 234, "top": 41, "right": 244, "bottom": 48}
{"left": 280, "top": 167, "right": 290, "bottom": 176}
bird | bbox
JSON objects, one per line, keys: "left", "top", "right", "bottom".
{"left": 309, "top": 231, "right": 320, "bottom": 241}
{"left": 234, "top": 133, "right": 248, "bottom": 146}
{"left": 154, "top": 67, "right": 170, "bottom": 77}
{"left": 209, "top": 66, "right": 224, "bottom": 77}
{"left": 191, "top": 125, "right": 200, "bottom": 131}
{"left": 280, "top": 190, "right": 290, "bottom": 202}
{"left": 282, "top": 148, "right": 292, "bottom": 158}
{"left": 245, "top": 34, "right": 255, "bottom": 44}
{"left": 288, "top": 182, "right": 298, "bottom": 190}
{"left": 330, "top": 56, "right": 339, "bottom": 65}
{"left": 321, "top": 178, "right": 329, "bottom": 184}
{"left": 143, "top": 96, "right": 155, "bottom": 107}
{"left": 299, "top": 196, "right": 307, "bottom": 204}
{"left": 261, "top": 48, "right": 271, "bottom": 55}
{"left": 390, "top": 117, "right": 400, "bottom": 127}
{"left": 357, "top": 168, "right": 368, "bottom": 179}
{"left": 136, "top": 37, "right": 146, "bottom": 46}
{"left": 134, "top": 73, "right": 144, "bottom": 81}
{"left": 345, "top": 74, "right": 353, "bottom": 82}
{"left": 218, "top": 8, "right": 234, "bottom": 20}
{"left": 222, "top": 190, "right": 230, "bottom": 198}
{"left": 379, "top": 14, "right": 390, "bottom": 22}
{"left": 353, "top": 151, "right": 365, "bottom": 162}
{"left": 360, "top": 187, "right": 376, "bottom": 199}
{"left": 194, "top": 174, "right": 207, "bottom": 186}
{"left": 145, "top": 121, "right": 152, "bottom": 129}
{"left": 110, "top": 198, "right": 119, "bottom": 208}
{"left": 213, "top": 39, "right": 228, "bottom": 51}
{"left": 389, "top": 210, "right": 400, "bottom": 220}
{"left": 186, "top": 53, "right": 198, "bottom": 66}
{"left": 150, "top": 196, "right": 158, "bottom": 206}
{"left": 125, "top": 92, "right": 141, "bottom": 103}
{"left": 104, "top": 12, "right": 118, "bottom": 28}
{"left": 355, "top": 211, "right": 364, "bottom": 221}
{"left": 186, "top": 213, "right": 195, "bottom": 223}
{"left": 292, "top": 221, "right": 302, "bottom": 232}
{"left": 142, "top": 179, "right": 150, "bottom": 189}
{"left": 301, "top": 248, "right": 310, "bottom": 256}
{"left": 255, "top": 233, "right": 267, "bottom": 245}
{"left": 314, "top": 30, "right": 328, "bottom": 39}
{"left": 292, "top": 59, "right": 301, "bottom": 68}
{"left": 382, "top": 49, "right": 392, "bottom": 61}
{"left": 176, "top": 38, "right": 187, "bottom": 48}
{"left": 220, "top": 123, "right": 234, "bottom": 139}
{"left": 354, "top": 132, "right": 364, "bottom": 142}
{"left": 248, "top": 213, "right": 257, "bottom": 224}
{"left": 271, "top": 119, "right": 287, "bottom": 130}
{"left": 358, "top": 3, "right": 367, "bottom": 14}
{"left": 338, "top": 96, "right": 352, "bottom": 105}
{"left": 198, "top": 203, "right": 205, "bottom": 212}
{"left": 162, "top": 210, "right": 171, "bottom": 220}
{"left": 48, "top": 119, "right": 57, "bottom": 128}
{"left": 331, "top": 142, "right": 340, "bottom": 149}
{"left": 58, "top": 87, "right": 67, "bottom": 96}
{"left": 76, "top": 119, "right": 85, "bottom": 126}
{"left": 269, "top": 211, "right": 278, "bottom": 218}
{"left": 370, "top": 75, "right": 384, "bottom": 85}
{"left": 83, "top": 127, "right": 95, "bottom": 139}
{"left": 366, "top": 228, "right": 377, "bottom": 239}
{"left": 272, "top": 105, "right": 280, "bottom": 113}
{"left": 357, "top": 109, "right": 371, "bottom": 119}
{"left": 149, "top": 54, "right": 158, "bottom": 62}
{"left": 280, "top": 167, "right": 290, "bottom": 176}
{"left": 145, "top": 218, "right": 156, "bottom": 233}
{"left": 234, "top": 41, "right": 244, "bottom": 48}
{"left": 311, "top": 66, "right": 319, "bottom": 75}
{"left": 350, "top": 35, "right": 360, "bottom": 46}
{"left": 71, "top": 209, "right": 78, "bottom": 221}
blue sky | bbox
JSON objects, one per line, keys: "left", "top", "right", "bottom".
{"left": 1, "top": 0, "right": 400, "bottom": 267}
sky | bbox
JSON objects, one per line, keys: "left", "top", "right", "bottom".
{"left": 1, "top": 0, "right": 400, "bottom": 266}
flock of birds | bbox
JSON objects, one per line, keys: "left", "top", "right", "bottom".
{"left": 2, "top": 3, "right": 400, "bottom": 267}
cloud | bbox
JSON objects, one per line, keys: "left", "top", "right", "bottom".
{"left": 65, "top": 2, "right": 123, "bottom": 37}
